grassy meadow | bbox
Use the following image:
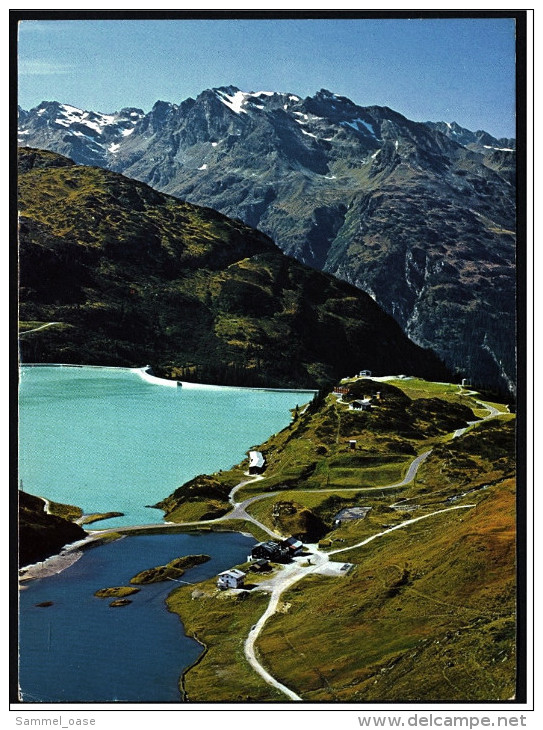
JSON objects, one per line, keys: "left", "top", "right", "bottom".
{"left": 163, "top": 377, "right": 516, "bottom": 701}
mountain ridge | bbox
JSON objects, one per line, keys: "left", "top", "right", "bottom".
{"left": 18, "top": 87, "right": 517, "bottom": 394}
{"left": 18, "top": 147, "right": 450, "bottom": 389}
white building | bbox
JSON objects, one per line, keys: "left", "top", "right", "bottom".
{"left": 349, "top": 398, "right": 372, "bottom": 411}
{"left": 248, "top": 450, "right": 266, "bottom": 474}
{"left": 217, "top": 569, "right": 246, "bottom": 590}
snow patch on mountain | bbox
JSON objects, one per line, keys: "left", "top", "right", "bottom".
{"left": 216, "top": 89, "right": 248, "bottom": 114}
{"left": 341, "top": 118, "right": 378, "bottom": 138}
{"left": 483, "top": 145, "right": 514, "bottom": 152}
{"left": 53, "top": 105, "right": 117, "bottom": 134}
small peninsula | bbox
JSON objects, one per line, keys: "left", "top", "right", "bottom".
{"left": 130, "top": 555, "right": 211, "bottom": 585}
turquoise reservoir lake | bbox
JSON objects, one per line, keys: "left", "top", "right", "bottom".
{"left": 18, "top": 365, "right": 314, "bottom": 527}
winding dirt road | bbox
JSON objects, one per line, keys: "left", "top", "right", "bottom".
{"left": 242, "top": 502, "right": 476, "bottom": 701}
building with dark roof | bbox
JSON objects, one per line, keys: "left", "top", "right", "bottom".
{"left": 251, "top": 540, "right": 289, "bottom": 562}
{"left": 280, "top": 536, "right": 304, "bottom": 556}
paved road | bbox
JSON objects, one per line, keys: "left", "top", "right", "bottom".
{"left": 329, "top": 504, "right": 475, "bottom": 557}
{"left": 453, "top": 394, "right": 506, "bottom": 439}
{"left": 221, "top": 492, "right": 282, "bottom": 538}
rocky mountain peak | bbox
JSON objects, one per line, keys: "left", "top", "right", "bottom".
{"left": 425, "top": 120, "right": 516, "bottom": 153}
{"left": 313, "top": 88, "right": 353, "bottom": 105}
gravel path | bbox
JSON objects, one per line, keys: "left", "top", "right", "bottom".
{"left": 19, "top": 321, "right": 60, "bottom": 336}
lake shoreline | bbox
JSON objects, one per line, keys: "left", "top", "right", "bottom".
{"left": 17, "top": 364, "right": 305, "bottom": 703}
{"left": 18, "top": 533, "right": 123, "bottom": 585}
{"left": 20, "top": 363, "right": 317, "bottom": 395}
{"left": 19, "top": 522, "right": 261, "bottom": 585}
{"left": 18, "top": 363, "right": 307, "bottom": 587}
{"left": 19, "top": 531, "right": 256, "bottom": 702}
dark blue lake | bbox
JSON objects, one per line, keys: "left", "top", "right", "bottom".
{"left": 18, "top": 531, "right": 255, "bottom": 703}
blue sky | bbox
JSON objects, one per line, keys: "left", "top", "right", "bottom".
{"left": 17, "top": 16, "right": 517, "bottom": 138}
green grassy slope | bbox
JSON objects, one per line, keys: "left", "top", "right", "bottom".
{"left": 258, "top": 477, "right": 515, "bottom": 701}
{"left": 165, "top": 379, "right": 516, "bottom": 701}
{"left": 18, "top": 147, "right": 449, "bottom": 388}
{"left": 160, "top": 379, "right": 478, "bottom": 526}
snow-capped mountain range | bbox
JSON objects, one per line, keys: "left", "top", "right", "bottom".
{"left": 18, "top": 88, "right": 515, "bottom": 167}
{"left": 18, "top": 86, "right": 517, "bottom": 393}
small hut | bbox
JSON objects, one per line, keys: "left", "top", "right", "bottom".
{"left": 248, "top": 451, "right": 266, "bottom": 475}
